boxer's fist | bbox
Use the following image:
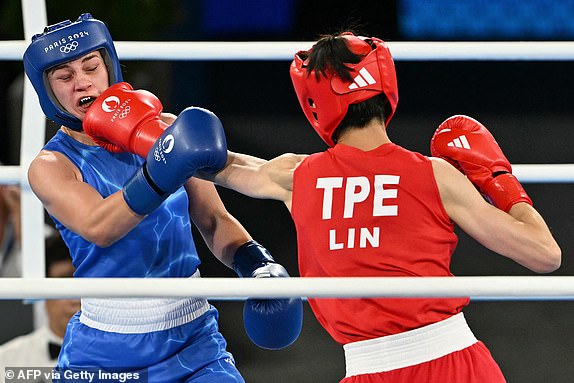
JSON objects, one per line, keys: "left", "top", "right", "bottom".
{"left": 233, "top": 240, "right": 303, "bottom": 350}
{"left": 431, "top": 115, "right": 532, "bottom": 212}
{"left": 83, "top": 82, "right": 167, "bottom": 157}
{"left": 122, "top": 107, "right": 228, "bottom": 216}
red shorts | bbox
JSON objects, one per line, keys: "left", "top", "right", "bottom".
{"left": 340, "top": 341, "right": 506, "bottom": 383}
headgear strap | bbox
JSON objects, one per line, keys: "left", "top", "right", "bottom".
{"left": 23, "top": 13, "right": 123, "bottom": 130}
{"left": 289, "top": 33, "right": 398, "bottom": 146}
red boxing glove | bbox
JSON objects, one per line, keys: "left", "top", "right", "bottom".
{"left": 83, "top": 82, "right": 167, "bottom": 157}
{"left": 430, "top": 115, "right": 532, "bottom": 212}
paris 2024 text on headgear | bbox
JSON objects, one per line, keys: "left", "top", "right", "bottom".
{"left": 23, "top": 13, "right": 123, "bottom": 131}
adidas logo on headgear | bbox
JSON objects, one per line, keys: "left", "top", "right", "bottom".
{"left": 348, "top": 68, "right": 377, "bottom": 89}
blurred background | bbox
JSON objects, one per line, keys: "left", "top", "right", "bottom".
{"left": 1, "top": 0, "right": 573, "bottom": 382}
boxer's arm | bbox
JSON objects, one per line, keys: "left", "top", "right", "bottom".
{"left": 185, "top": 176, "right": 302, "bottom": 350}
{"left": 28, "top": 151, "right": 142, "bottom": 247}
{"left": 160, "top": 112, "right": 177, "bottom": 125}
{"left": 200, "top": 151, "right": 307, "bottom": 209}
{"left": 184, "top": 177, "right": 251, "bottom": 268}
{"left": 431, "top": 157, "right": 561, "bottom": 273}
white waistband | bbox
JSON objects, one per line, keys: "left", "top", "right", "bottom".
{"left": 343, "top": 313, "right": 478, "bottom": 377}
{"left": 79, "top": 271, "right": 210, "bottom": 334}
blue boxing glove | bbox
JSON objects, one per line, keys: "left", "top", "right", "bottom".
{"left": 233, "top": 240, "right": 303, "bottom": 350}
{"left": 122, "top": 107, "right": 227, "bottom": 215}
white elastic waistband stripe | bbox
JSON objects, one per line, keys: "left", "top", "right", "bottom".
{"left": 343, "top": 313, "right": 477, "bottom": 377}
{"left": 80, "top": 297, "right": 210, "bottom": 333}
{"left": 79, "top": 270, "right": 210, "bottom": 334}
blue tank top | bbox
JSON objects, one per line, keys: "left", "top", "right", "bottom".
{"left": 43, "top": 130, "right": 200, "bottom": 278}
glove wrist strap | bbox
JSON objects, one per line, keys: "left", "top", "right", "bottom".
{"left": 483, "top": 173, "right": 533, "bottom": 213}
{"left": 232, "top": 240, "right": 275, "bottom": 278}
{"left": 122, "top": 166, "right": 167, "bottom": 216}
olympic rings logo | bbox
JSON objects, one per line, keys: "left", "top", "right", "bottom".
{"left": 153, "top": 135, "right": 175, "bottom": 163}
{"left": 118, "top": 106, "right": 131, "bottom": 119}
{"left": 154, "top": 148, "right": 161, "bottom": 162}
{"left": 59, "top": 41, "right": 79, "bottom": 54}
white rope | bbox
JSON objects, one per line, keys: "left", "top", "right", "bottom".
{"left": 1, "top": 164, "right": 572, "bottom": 184}
{"left": 5, "top": 41, "right": 574, "bottom": 61}
{"left": 0, "top": 166, "right": 22, "bottom": 185}
{"left": 1, "top": 277, "right": 573, "bottom": 301}
{"left": 512, "top": 164, "right": 574, "bottom": 183}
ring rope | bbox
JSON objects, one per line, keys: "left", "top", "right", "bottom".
{"left": 1, "top": 277, "right": 573, "bottom": 301}
{"left": 4, "top": 41, "right": 574, "bottom": 61}
{"left": 2, "top": 164, "right": 573, "bottom": 185}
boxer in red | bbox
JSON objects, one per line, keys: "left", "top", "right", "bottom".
{"left": 194, "top": 31, "right": 561, "bottom": 382}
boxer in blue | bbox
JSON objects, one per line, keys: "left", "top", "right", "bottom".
{"left": 23, "top": 13, "right": 302, "bottom": 382}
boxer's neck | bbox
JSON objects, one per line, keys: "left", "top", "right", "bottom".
{"left": 60, "top": 126, "right": 98, "bottom": 146}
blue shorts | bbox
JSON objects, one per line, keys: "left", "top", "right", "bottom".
{"left": 55, "top": 307, "right": 244, "bottom": 383}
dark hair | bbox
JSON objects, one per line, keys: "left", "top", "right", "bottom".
{"left": 304, "top": 34, "right": 362, "bottom": 83}
{"left": 305, "top": 32, "right": 391, "bottom": 143}
{"left": 45, "top": 232, "right": 72, "bottom": 276}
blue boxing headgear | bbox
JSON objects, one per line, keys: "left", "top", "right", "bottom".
{"left": 23, "top": 13, "right": 123, "bottom": 130}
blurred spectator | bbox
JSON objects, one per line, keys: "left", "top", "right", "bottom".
{"left": 0, "top": 183, "right": 57, "bottom": 277}
{"left": 0, "top": 184, "right": 21, "bottom": 277}
{"left": 0, "top": 233, "right": 80, "bottom": 381}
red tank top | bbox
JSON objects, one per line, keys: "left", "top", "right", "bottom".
{"left": 291, "top": 143, "right": 469, "bottom": 344}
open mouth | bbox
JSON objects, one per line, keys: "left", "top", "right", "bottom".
{"left": 79, "top": 96, "right": 97, "bottom": 108}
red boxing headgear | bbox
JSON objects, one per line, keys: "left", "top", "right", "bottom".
{"left": 289, "top": 33, "right": 398, "bottom": 146}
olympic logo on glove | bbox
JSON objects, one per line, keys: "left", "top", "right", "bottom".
{"left": 59, "top": 41, "right": 79, "bottom": 54}
{"left": 119, "top": 106, "right": 131, "bottom": 119}
{"left": 153, "top": 134, "right": 175, "bottom": 164}
{"left": 101, "top": 96, "right": 120, "bottom": 113}
{"left": 162, "top": 134, "right": 175, "bottom": 154}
